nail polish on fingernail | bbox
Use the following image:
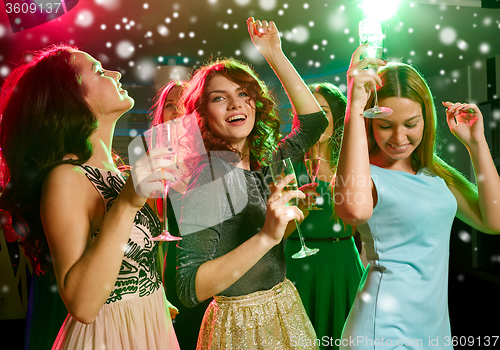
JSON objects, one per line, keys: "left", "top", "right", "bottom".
{"left": 168, "top": 147, "right": 173, "bottom": 152}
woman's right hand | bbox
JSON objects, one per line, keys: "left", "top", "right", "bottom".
{"left": 261, "top": 174, "right": 305, "bottom": 246}
{"left": 347, "top": 42, "right": 386, "bottom": 112}
{"left": 126, "top": 148, "right": 177, "bottom": 209}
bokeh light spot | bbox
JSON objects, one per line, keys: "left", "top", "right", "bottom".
{"left": 0, "top": 65, "right": 11, "bottom": 78}
{"left": 479, "top": 43, "right": 490, "bottom": 54}
{"left": 439, "top": 27, "right": 457, "bottom": 45}
{"left": 242, "top": 40, "right": 265, "bottom": 63}
{"left": 283, "top": 26, "right": 309, "bottom": 44}
{"left": 157, "top": 25, "right": 169, "bottom": 37}
{"left": 116, "top": 41, "right": 135, "bottom": 59}
{"left": 259, "top": 0, "right": 276, "bottom": 11}
{"left": 457, "top": 39, "right": 469, "bottom": 51}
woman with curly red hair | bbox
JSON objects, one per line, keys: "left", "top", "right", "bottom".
{"left": 175, "top": 18, "right": 328, "bottom": 349}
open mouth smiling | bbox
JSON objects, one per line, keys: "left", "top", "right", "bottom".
{"left": 388, "top": 143, "right": 410, "bottom": 151}
{"left": 226, "top": 114, "right": 247, "bottom": 123}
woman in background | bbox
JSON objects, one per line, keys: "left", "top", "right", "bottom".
{"left": 149, "top": 79, "right": 211, "bottom": 349}
{"left": 286, "top": 82, "right": 365, "bottom": 349}
{"left": 0, "top": 45, "right": 179, "bottom": 349}
{"left": 149, "top": 79, "right": 186, "bottom": 256}
{"left": 150, "top": 80, "right": 187, "bottom": 125}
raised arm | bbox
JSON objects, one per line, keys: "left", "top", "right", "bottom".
{"left": 443, "top": 101, "right": 500, "bottom": 234}
{"left": 334, "top": 43, "right": 385, "bottom": 226}
{"left": 247, "top": 17, "right": 322, "bottom": 116}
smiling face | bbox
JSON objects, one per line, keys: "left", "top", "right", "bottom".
{"left": 370, "top": 97, "right": 424, "bottom": 170}
{"left": 71, "top": 51, "right": 134, "bottom": 120}
{"left": 205, "top": 74, "right": 256, "bottom": 152}
{"left": 162, "top": 85, "right": 182, "bottom": 122}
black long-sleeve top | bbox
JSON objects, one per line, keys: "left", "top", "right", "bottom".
{"left": 176, "top": 111, "right": 328, "bottom": 307}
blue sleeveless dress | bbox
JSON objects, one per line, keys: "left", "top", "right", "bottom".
{"left": 340, "top": 165, "right": 457, "bottom": 350}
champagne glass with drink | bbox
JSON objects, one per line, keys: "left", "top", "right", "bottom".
{"left": 303, "top": 142, "right": 324, "bottom": 210}
{"left": 269, "top": 158, "right": 319, "bottom": 259}
{"left": 359, "top": 18, "right": 393, "bottom": 118}
{"left": 144, "top": 122, "right": 182, "bottom": 241}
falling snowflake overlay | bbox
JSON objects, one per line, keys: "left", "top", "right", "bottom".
{"left": 0, "top": 4, "right": 499, "bottom": 339}
{"left": 0, "top": 0, "right": 498, "bottom": 90}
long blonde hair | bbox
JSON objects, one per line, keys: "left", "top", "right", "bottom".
{"left": 366, "top": 62, "right": 476, "bottom": 195}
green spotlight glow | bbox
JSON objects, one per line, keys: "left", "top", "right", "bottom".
{"left": 361, "top": 0, "right": 400, "bottom": 21}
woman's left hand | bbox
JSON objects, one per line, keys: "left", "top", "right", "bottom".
{"left": 247, "top": 17, "right": 282, "bottom": 58}
{"left": 297, "top": 183, "right": 319, "bottom": 212}
{"left": 442, "top": 101, "right": 486, "bottom": 148}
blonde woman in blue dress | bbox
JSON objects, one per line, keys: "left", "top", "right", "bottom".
{"left": 335, "top": 43, "right": 500, "bottom": 349}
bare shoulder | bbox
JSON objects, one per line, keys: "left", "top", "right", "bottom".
{"left": 41, "top": 164, "right": 104, "bottom": 256}
{"left": 43, "top": 164, "right": 87, "bottom": 188}
{"left": 41, "top": 164, "right": 99, "bottom": 215}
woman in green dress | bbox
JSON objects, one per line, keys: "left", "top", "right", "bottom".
{"left": 286, "top": 82, "right": 365, "bottom": 350}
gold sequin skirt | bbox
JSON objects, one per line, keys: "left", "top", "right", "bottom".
{"left": 196, "top": 278, "right": 318, "bottom": 350}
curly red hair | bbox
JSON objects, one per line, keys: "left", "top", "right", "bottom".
{"left": 179, "top": 58, "right": 280, "bottom": 167}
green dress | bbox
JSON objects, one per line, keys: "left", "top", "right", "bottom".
{"left": 285, "top": 162, "right": 365, "bottom": 350}
{"left": 24, "top": 273, "right": 68, "bottom": 350}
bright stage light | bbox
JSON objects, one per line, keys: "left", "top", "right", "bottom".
{"left": 361, "top": 0, "right": 400, "bottom": 21}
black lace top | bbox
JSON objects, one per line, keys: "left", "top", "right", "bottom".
{"left": 79, "top": 165, "right": 163, "bottom": 304}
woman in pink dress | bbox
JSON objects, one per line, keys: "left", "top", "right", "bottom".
{"left": 0, "top": 45, "right": 180, "bottom": 349}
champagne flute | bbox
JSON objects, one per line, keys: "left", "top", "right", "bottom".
{"left": 303, "top": 143, "right": 323, "bottom": 210}
{"left": 145, "top": 122, "right": 182, "bottom": 241}
{"left": 269, "top": 158, "right": 319, "bottom": 259}
{"left": 359, "top": 18, "right": 393, "bottom": 119}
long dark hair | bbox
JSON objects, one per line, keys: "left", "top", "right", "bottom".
{"left": 292, "top": 82, "right": 347, "bottom": 221}
{"left": 0, "top": 44, "right": 98, "bottom": 274}
{"left": 179, "top": 58, "right": 280, "bottom": 167}
{"left": 298, "top": 82, "right": 347, "bottom": 173}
